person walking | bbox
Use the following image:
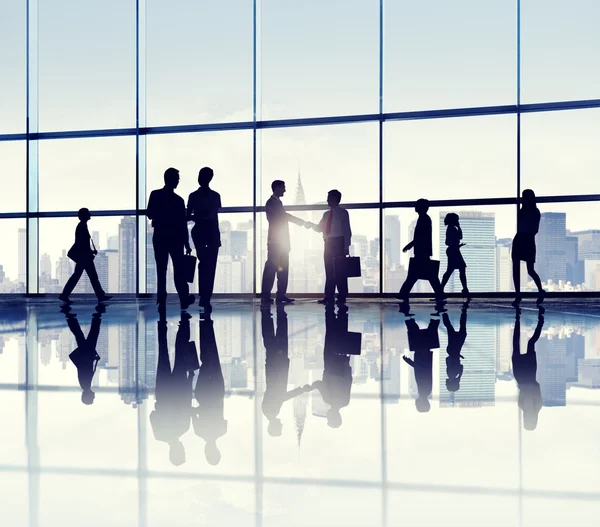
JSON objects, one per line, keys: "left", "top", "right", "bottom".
{"left": 440, "top": 213, "right": 469, "bottom": 297}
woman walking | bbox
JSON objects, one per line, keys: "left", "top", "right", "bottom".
{"left": 440, "top": 213, "right": 469, "bottom": 297}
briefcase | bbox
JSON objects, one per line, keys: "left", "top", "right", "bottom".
{"left": 182, "top": 254, "right": 197, "bottom": 283}
{"left": 334, "top": 256, "right": 361, "bottom": 278}
{"left": 343, "top": 331, "right": 362, "bottom": 355}
{"left": 408, "top": 257, "right": 440, "bottom": 280}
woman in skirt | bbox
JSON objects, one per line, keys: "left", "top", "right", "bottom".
{"left": 440, "top": 213, "right": 469, "bottom": 297}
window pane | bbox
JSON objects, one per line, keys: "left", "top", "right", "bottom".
{"left": 259, "top": 123, "right": 379, "bottom": 206}
{"left": 38, "top": 136, "right": 136, "bottom": 212}
{"left": 146, "top": 0, "right": 253, "bottom": 126}
{"left": 259, "top": 0, "right": 379, "bottom": 119}
{"left": 521, "top": 0, "right": 600, "bottom": 103}
{"left": 521, "top": 109, "right": 600, "bottom": 196}
{"left": 146, "top": 131, "right": 253, "bottom": 208}
{"left": 0, "top": 1, "right": 26, "bottom": 133}
{"left": 39, "top": 216, "right": 137, "bottom": 294}
{"left": 384, "top": 115, "right": 516, "bottom": 202}
{"left": 38, "top": 0, "right": 135, "bottom": 131}
{"left": 384, "top": 0, "right": 516, "bottom": 112}
{"left": 0, "top": 219, "right": 26, "bottom": 293}
{"left": 0, "top": 141, "right": 26, "bottom": 212}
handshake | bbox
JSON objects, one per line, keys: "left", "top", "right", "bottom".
{"left": 302, "top": 220, "right": 320, "bottom": 232}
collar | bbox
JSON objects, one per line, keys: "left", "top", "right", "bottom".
{"left": 271, "top": 194, "right": 281, "bottom": 202}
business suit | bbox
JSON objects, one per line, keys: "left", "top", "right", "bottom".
{"left": 67, "top": 313, "right": 102, "bottom": 402}
{"left": 260, "top": 195, "right": 304, "bottom": 300}
{"left": 316, "top": 206, "right": 352, "bottom": 303}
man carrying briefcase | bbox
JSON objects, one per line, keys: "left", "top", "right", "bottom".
{"left": 310, "top": 189, "right": 353, "bottom": 306}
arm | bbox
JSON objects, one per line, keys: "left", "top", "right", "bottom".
{"left": 286, "top": 212, "right": 305, "bottom": 227}
{"left": 442, "top": 312, "right": 452, "bottom": 331}
{"left": 186, "top": 193, "right": 194, "bottom": 220}
{"left": 87, "top": 315, "right": 102, "bottom": 349}
{"left": 344, "top": 210, "right": 352, "bottom": 252}
{"left": 146, "top": 191, "right": 156, "bottom": 220}
{"left": 403, "top": 240, "right": 415, "bottom": 252}
{"left": 180, "top": 200, "right": 191, "bottom": 252}
{"left": 313, "top": 212, "right": 327, "bottom": 233}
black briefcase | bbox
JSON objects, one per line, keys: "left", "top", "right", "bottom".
{"left": 335, "top": 256, "right": 361, "bottom": 278}
{"left": 343, "top": 331, "right": 362, "bottom": 355}
{"left": 408, "top": 257, "right": 440, "bottom": 280}
{"left": 183, "top": 254, "right": 197, "bottom": 283}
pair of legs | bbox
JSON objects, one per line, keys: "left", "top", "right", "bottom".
{"left": 323, "top": 236, "right": 348, "bottom": 303}
{"left": 398, "top": 258, "right": 443, "bottom": 301}
{"left": 512, "top": 258, "right": 543, "bottom": 300}
{"left": 192, "top": 238, "right": 219, "bottom": 308}
{"left": 261, "top": 245, "right": 290, "bottom": 301}
{"left": 61, "top": 258, "right": 106, "bottom": 299}
{"left": 441, "top": 267, "right": 468, "bottom": 292}
{"left": 153, "top": 230, "right": 192, "bottom": 307}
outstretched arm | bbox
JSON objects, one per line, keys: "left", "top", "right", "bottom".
{"left": 527, "top": 315, "right": 545, "bottom": 353}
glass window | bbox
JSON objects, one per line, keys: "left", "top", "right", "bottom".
{"left": 521, "top": 0, "right": 600, "bottom": 103}
{"left": 258, "top": 123, "right": 379, "bottom": 206}
{"left": 521, "top": 109, "right": 600, "bottom": 196}
{"left": 384, "top": 115, "right": 516, "bottom": 202}
{"left": 38, "top": 136, "right": 136, "bottom": 212}
{"left": 0, "top": 473, "right": 28, "bottom": 526}
{"left": 0, "top": 1, "right": 26, "bottom": 133}
{"left": 146, "top": 131, "right": 253, "bottom": 208}
{"left": 38, "top": 0, "right": 135, "bottom": 131}
{"left": 146, "top": 0, "right": 253, "bottom": 126}
{"left": 0, "top": 141, "right": 26, "bottom": 213}
{"left": 0, "top": 219, "right": 26, "bottom": 293}
{"left": 384, "top": 0, "right": 516, "bottom": 112}
{"left": 39, "top": 216, "right": 137, "bottom": 294}
{"left": 259, "top": 0, "right": 379, "bottom": 119}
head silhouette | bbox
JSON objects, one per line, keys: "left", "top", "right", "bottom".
{"left": 198, "top": 166, "right": 214, "bottom": 188}
{"left": 271, "top": 180, "right": 286, "bottom": 198}
{"left": 523, "top": 410, "right": 539, "bottom": 431}
{"left": 446, "top": 378, "right": 460, "bottom": 392}
{"left": 78, "top": 208, "right": 91, "bottom": 222}
{"left": 415, "top": 198, "right": 430, "bottom": 215}
{"left": 327, "top": 189, "right": 342, "bottom": 207}
{"left": 416, "top": 396, "right": 431, "bottom": 413}
{"left": 169, "top": 441, "right": 186, "bottom": 466}
{"left": 205, "top": 442, "right": 222, "bottom": 465}
{"left": 267, "top": 418, "right": 283, "bottom": 437}
{"left": 444, "top": 212, "right": 459, "bottom": 226}
{"left": 81, "top": 389, "right": 95, "bottom": 405}
{"left": 521, "top": 189, "right": 536, "bottom": 208}
{"left": 164, "top": 167, "right": 180, "bottom": 190}
{"left": 327, "top": 408, "right": 342, "bottom": 428}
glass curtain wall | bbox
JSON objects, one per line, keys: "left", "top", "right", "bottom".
{"left": 1, "top": 0, "right": 599, "bottom": 295}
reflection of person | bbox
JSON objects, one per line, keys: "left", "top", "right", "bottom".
{"left": 440, "top": 213, "right": 469, "bottom": 296}
{"left": 512, "top": 189, "right": 545, "bottom": 307}
{"left": 443, "top": 304, "right": 468, "bottom": 393}
{"left": 311, "top": 307, "right": 356, "bottom": 428}
{"left": 64, "top": 305, "right": 104, "bottom": 405}
{"left": 403, "top": 317, "right": 440, "bottom": 412}
{"left": 310, "top": 190, "right": 352, "bottom": 306}
{"left": 192, "top": 317, "right": 227, "bottom": 465}
{"left": 150, "top": 313, "right": 196, "bottom": 466}
{"left": 187, "top": 167, "right": 221, "bottom": 314}
{"left": 147, "top": 167, "right": 195, "bottom": 310}
{"left": 513, "top": 309, "right": 544, "bottom": 431}
{"left": 260, "top": 180, "right": 310, "bottom": 307}
{"left": 261, "top": 307, "right": 311, "bottom": 436}
{"left": 59, "top": 208, "right": 112, "bottom": 304}
{"left": 398, "top": 199, "right": 444, "bottom": 302}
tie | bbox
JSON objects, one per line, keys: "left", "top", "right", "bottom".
{"left": 325, "top": 208, "right": 334, "bottom": 235}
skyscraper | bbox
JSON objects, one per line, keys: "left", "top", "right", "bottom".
{"left": 230, "top": 230, "right": 248, "bottom": 260}
{"left": 537, "top": 212, "right": 567, "bottom": 284}
{"left": 537, "top": 335, "right": 567, "bottom": 407}
{"left": 573, "top": 230, "right": 600, "bottom": 260}
{"left": 18, "top": 227, "right": 26, "bottom": 287}
{"left": 496, "top": 238, "right": 513, "bottom": 291}
{"left": 119, "top": 217, "right": 136, "bottom": 293}
{"left": 565, "top": 235, "right": 580, "bottom": 285}
{"left": 384, "top": 215, "right": 401, "bottom": 268}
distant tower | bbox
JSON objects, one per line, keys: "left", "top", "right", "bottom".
{"left": 294, "top": 171, "right": 307, "bottom": 205}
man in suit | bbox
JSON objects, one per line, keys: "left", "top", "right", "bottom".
{"left": 260, "top": 180, "right": 309, "bottom": 307}
{"left": 147, "top": 167, "right": 195, "bottom": 310}
{"left": 311, "top": 190, "right": 352, "bottom": 306}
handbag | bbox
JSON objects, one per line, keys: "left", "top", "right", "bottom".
{"left": 182, "top": 254, "right": 197, "bottom": 283}
{"left": 408, "top": 257, "right": 440, "bottom": 280}
{"left": 334, "top": 256, "right": 361, "bottom": 278}
{"left": 67, "top": 234, "right": 97, "bottom": 263}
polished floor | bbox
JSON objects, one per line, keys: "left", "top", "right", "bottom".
{"left": 1, "top": 298, "right": 599, "bottom": 527}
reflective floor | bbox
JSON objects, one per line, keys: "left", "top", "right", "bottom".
{"left": 1, "top": 298, "right": 599, "bottom": 527}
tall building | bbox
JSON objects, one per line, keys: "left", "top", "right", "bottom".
{"left": 56, "top": 250, "right": 73, "bottom": 288}
{"left": 384, "top": 215, "right": 401, "bottom": 268}
{"left": 230, "top": 230, "right": 248, "bottom": 260}
{"left": 496, "top": 238, "right": 513, "bottom": 292}
{"left": 439, "top": 211, "right": 496, "bottom": 292}
{"left": 537, "top": 212, "right": 566, "bottom": 284}
{"left": 577, "top": 359, "right": 600, "bottom": 388}
{"left": 353, "top": 234, "right": 369, "bottom": 260}
{"left": 573, "top": 230, "right": 600, "bottom": 260}
{"left": 146, "top": 227, "right": 156, "bottom": 293}
{"left": 565, "top": 235, "right": 580, "bottom": 285}
{"left": 18, "top": 227, "right": 26, "bottom": 286}
{"left": 119, "top": 217, "right": 136, "bottom": 293}
{"left": 537, "top": 335, "right": 567, "bottom": 407}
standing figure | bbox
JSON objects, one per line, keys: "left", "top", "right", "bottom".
{"left": 512, "top": 189, "right": 545, "bottom": 307}
{"left": 311, "top": 190, "right": 352, "bottom": 306}
{"left": 192, "top": 316, "right": 228, "bottom": 466}
{"left": 442, "top": 303, "right": 468, "bottom": 394}
{"left": 398, "top": 199, "right": 444, "bottom": 302}
{"left": 59, "top": 208, "right": 112, "bottom": 304}
{"left": 440, "top": 213, "right": 469, "bottom": 297}
{"left": 147, "top": 167, "right": 195, "bottom": 310}
{"left": 260, "top": 180, "right": 310, "bottom": 307}
{"left": 512, "top": 309, "right": 544, "bottom": 431}
{"left": 187, "top": 167, "right": 221, "bottom": 314}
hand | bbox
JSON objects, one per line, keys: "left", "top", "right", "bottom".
{"left": 459, "top": 243, "right": 466, "bottom": 247}
{"left": 185, "top": 247, "right": 192, "bottom": 255}
{"left": 303, "top": 220, "right": 312, "bottom": 229}
{"left": 344, "top": 247, "right": 349, "bottom": 256}
{"left": 92, "top": 250, "right": 98, "bottom": 256}
{"left": 402, "top": 246, "right": 409, "bottom": 253}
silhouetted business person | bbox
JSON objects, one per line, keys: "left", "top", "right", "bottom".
{"left": 398, "top": 199, "right": 444, "bottom": 302}
{"left": 187, "top": 167, "right": 221, "bottom": 314}
{"left": 64, "top": 305, "right": 104, "bottom": 405}
{"left": 512, "top": 189, "right": 545, "bottom": 307}
{"left": 59, "top": 208, "right": 112, "bottom": 304}
{"left": 147, "top": 168, "right": 195, "bottom": 310}
{"left": 442, "top": 303, "right": 468, "bottom": 394}
{"left": 513, "top": 309, "right": 544, "bottom": 431}
{"left": 261, "top": 180, "right": 310, "bottom": 307}
{"left": 192, "top": 316, "right": 227, "bottom": 466}
{"left": 311, "top": 190, "right": 352, "bottom": 306}
{"left": 150, "top": 312, "right": 196, "bottom": 466}
{"left": 403, "top": 317, "right": 440, "bottom": 413}
{"left": 261, "top": 306, "right": 311, "bottom": 436}
{"left": 440, "top": 213, "right": 470, "bottom": 297}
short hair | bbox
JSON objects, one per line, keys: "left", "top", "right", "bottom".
{"left": 328, "top": 189, "right": 342, "bottom": 204}
{"left": 77, "top": 208, "right": 90, "bottom": 220}
{"left": 416, "top": 198, "right": 430, "bottom": 213}
{"left": 198, "top": 166, "right": 214, "bottom": 181}
{"left": 164, "top": 167, "right": 180, "bottom": 184}
{"left": 271, "top": 180, "right": 285, "bottom": 192}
